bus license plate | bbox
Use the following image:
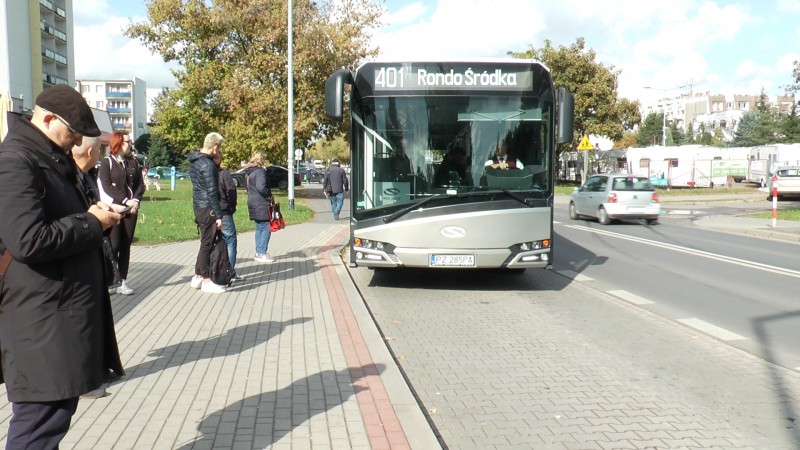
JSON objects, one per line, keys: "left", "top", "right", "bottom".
{"left": 430, "top": 254, "right": 475, "bottom": 267}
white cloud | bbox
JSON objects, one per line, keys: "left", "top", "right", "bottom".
{"left": 777, "top": 0, "right": 800, "bottom": 14}
{"left": 385, "top": 2, "right": 427, "bottom": 27}
{"left": 73, "top": 1, "right": 178, "bottom": 89}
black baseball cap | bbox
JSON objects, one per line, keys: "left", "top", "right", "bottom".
{"left": 35, "top": 85, "right": 101, "bottom": 137}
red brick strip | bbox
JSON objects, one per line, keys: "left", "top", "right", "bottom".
{"left": 319, "top": 229, "right": 411, "bottom": 450}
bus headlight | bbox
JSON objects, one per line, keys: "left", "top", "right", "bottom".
{"left": 518, "top": 240, "right": 549, "bottom": 251}
{"left": 354, "top": 237, "right": 387, "bottom": 251}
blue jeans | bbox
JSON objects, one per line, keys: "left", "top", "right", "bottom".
{"left": 220, "top": 215, "right": 237, "bottom": 271}
{"left": 254, "top": 220, "right": 271, "bottom": 255}
{"left": 330, "top": 192, "right": 344, "bottom": 217}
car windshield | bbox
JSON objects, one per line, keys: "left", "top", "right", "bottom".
{"left": 610, "top": 177, "right": 653, "bottom": 191}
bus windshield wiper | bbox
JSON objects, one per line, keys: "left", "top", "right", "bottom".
{"left": 383, "top": 193, "right": 452, "bottom": 224}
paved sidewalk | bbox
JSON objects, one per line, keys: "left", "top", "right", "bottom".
{"left": 0, "top": 193, "right": 438, "bottom": 449}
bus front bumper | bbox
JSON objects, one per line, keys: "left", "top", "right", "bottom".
{"left": 351, "top": 246, "right": 551, "bottom": 270}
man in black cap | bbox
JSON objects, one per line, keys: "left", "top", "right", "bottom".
{"left": 0, "top": 84, "right": 124, "bottom": 448}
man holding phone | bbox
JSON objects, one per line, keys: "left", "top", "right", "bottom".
{"left": 0, "top": 85, "right": 124, "bottom": 448}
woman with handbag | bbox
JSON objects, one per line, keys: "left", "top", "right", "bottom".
{"left": 243, "top": 152, "right": 275, "bottom": 263}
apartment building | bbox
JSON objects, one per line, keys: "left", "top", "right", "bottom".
{"left": 76, "top": 78, "right": 148, "bottom": 140}
{"left": 1, "top": 0, "right": 74, "bottom": 127}
{"left": 644, "top": 92, "right": 797, "bottom": 142}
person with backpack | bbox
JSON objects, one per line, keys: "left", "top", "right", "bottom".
{"left": 0, "top": 85, "right": 124, "bottom": 448}
{"left": 213, "top": 149, "right": 243, "bottom": 282}
{"left": 323, "top": 158, "right": 349, "bottom": 220}
{"left": 188, "top": 132, "right": 227, "bottom": 293}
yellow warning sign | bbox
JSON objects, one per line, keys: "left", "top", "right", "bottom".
{"left": 577, "top": 135, "right": 594, "bottom": 151}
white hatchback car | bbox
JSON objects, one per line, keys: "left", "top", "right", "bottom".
{"left": 768, "top": 165, "right": 800, "bottom": 200}
{"left": 569, "top": 174, "right": 661, "bottom": 225}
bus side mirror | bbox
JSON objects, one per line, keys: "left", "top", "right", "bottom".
{"left": 556, "top": 87, "right": 574, "bottom": 144}
{"left": 325, "top": 69, "right": 353, "bottom": 123}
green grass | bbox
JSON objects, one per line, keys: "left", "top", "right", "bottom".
{"left": 132, "top": 180, "right": 313, "bottom": 246}
{"left": 743, "top": 210, "right": 800, "bottom": 221}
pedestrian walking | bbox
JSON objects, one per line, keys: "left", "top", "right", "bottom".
{"left": 98, "top": 132, "right": 144, "bottom": 295}
{"left": 323, "top": 158, "right": 349, "bottom": 220}
{"left": 243, "top": 152, "right": 275, "bottom": 263}
{"left": 188, "top": 132, "right": 227, "bottom": 293}
{"left": 213, "top": 149, "right": 243, "bottom": 281}
{"left": 0, "top": 84, "right": 124, "bottom": 448}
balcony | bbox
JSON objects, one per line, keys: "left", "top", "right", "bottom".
{"left": 39, "top": 0, "right": 54, "bottom": 12}
{"left": 107, "top": 107, "right": 132, "bottom": 114}
{"left": 106, "top": 91, "right": 132, "bottom": 98}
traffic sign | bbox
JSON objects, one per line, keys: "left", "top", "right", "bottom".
{"left": 577, "top": 135, "right": 594, "bottom": 151}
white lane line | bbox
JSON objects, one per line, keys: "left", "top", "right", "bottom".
{"left": 564, "top": 224, "right": 800, "bottom": 280}
{"left": 557, "top": 270, "right": 594, "bottom": 282}
{"left": 676, "top": 318, "right": 748, "bottom": 341}
{"left": 607, "top": 289, "right": 654, "bottom": 305}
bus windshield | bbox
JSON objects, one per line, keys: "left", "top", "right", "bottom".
{"left": 351, "top": 95, "right": 554, "bottom": 216}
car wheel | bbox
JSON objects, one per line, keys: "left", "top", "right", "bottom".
{"left": 598, "top": 207, "right": 612, "bottom": 225}
{"left": 569, "top": 202, "right": 579, "bottom": 220}
{"left": 278, "top": 180, "right": 288, "bottom": 190}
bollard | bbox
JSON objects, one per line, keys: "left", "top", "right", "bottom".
{"left": 772, "top": 175, "right": 778, "bottom": 228}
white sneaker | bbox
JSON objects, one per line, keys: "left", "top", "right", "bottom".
{"left": 231, "top": 274, "right": 245, "bottom": 282}
{"left": 116, "top": 280, "right": 134, "bottom": 295}
{"left": 254, "top": 253, "right": 275, "bottom": 263}
{"left": 190, "top": 275, "right": 203, "bottom": 289}
{"left": 201, "top": 281, "right": 227, "bottom": 293}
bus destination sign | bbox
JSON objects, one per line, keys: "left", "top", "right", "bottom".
{"left": 371, "top": 65, "right": 534, "bottom": 92}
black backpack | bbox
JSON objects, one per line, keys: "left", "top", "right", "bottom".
{"left": 209, "top": 230, "right": 233, "bottom": 286}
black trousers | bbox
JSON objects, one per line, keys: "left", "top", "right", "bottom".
{"left": 194, "top": 207, "right": 217, "bottom": 278}
{"left": 109, "top": 212, "right": 137, "bottom": 280}
{"left": 6, "top": 397, "right": 79, "bottom": 450}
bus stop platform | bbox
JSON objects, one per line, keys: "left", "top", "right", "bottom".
{"left": 0, "top": 193, "right": 438, "bottom": 449}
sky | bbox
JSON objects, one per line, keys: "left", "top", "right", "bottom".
{"left": 73, "top": 0, "right": 800, "bottom": 113}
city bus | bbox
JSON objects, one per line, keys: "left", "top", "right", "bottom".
{"left": 325, "top": 59, "right": 574, "bottom": 271}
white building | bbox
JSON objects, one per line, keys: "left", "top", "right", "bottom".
{"left": 0, "top": 0, "right": 75, "bottom": 115}
{"left": 76, "top": 78, "right": 149, "bottom": 140}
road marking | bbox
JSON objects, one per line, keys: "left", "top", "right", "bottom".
{"left": 607, "top": 289, "right": 654, "bottom": 305}
{"left": 563, "top": 224, "right": 800, "bottom": 280}
{"left": 557, "top": 270, "right": 593, "bottom": 281}
{"left": 676, "top": 318, "right": 748, "bottom": 341}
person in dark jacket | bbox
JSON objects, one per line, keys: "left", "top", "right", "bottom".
{"left": 72, "top": 136, "right": 126, "bottom": 399}
{"left": 213, "top": 149, "right": 242, "bottom": 281}
{"left": 188, "top": 132, "right": 227, "bottom": 293}
{"left": 323, "top": 158, "right": 349, "bottom": 220}
{"left": 0, "top": 85, "right": 123, "bottom": 449}
{"left": 243, "top": 152, "right": 275, "bottom": 263}
{"left": 98, "top": 131, "right": 145, "bottom": 295}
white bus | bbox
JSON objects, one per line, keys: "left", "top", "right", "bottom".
{"left": 325, "top": 59, "right": 574, "bottom": 271}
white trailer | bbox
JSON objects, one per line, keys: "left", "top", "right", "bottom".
{"left": 624, "top": 146, "right": 728, "bottom": 188}
{"left": 747, "top": 144, "right": 800, "bottom": 187}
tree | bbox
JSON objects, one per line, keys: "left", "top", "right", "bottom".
{"left": 612, "top": 131, "right": 637, "bottom": 150}
{"left": 134, "top": 133, "right": 151, "bottom": 155}
{"left": 733, "top": 111, "right": 773, "bottom": 146}
{"left": 147, "top": 134, "right": 183, "bottom": 169}
{"left": 780, "top": 102, "right": 800, "bottom": 142}
{"left": 125, "top": 0, "right": 382, "bottom": 166}
{"left": 310, "top": 135, "right": 349, "bottom": 164}
{"left": 636, "top": 113, "right": 663, "bottom": 147}
{"left": 509, "top": 38, "right": 641, "bottom": 155}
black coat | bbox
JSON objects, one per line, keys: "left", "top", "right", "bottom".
{"left": 218, "top": 167, "right": 237, "bottom": 216}
{"left": 244, "top": 166, "right": 272, "bottom": 221}
{"left": 0, "top": 114, "right": 123, "bottom": 402}
{"left": 188, "top": 151, "right": 222, "bottom": 217}
{"left": 98, "top": 153, "right": 144, "bottom": 206}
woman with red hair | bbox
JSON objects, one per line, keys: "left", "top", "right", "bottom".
{"left": 98, "top": 132, "right": 144, "bottom": 295}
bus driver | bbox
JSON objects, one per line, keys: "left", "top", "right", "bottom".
{"left": 485, "top": 141, "right": 524, "bottom": 170}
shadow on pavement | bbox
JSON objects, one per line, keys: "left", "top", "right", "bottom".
{"left": 117, "top": 318, "right": 311, "bottom": 383}
{"left": 175, "top": 364, "right": 386, "bottom": 449}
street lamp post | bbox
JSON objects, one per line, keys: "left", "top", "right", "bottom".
{"left": 644, "top": 85, "right": 688, "bottom": 147}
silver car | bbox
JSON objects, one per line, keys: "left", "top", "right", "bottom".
{"left": 569, "top": 174, "right": 661, "bottom": 225}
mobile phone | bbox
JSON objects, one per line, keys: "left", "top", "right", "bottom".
{"left": 118, "top": 204, "right": 133, "bottom": 215}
